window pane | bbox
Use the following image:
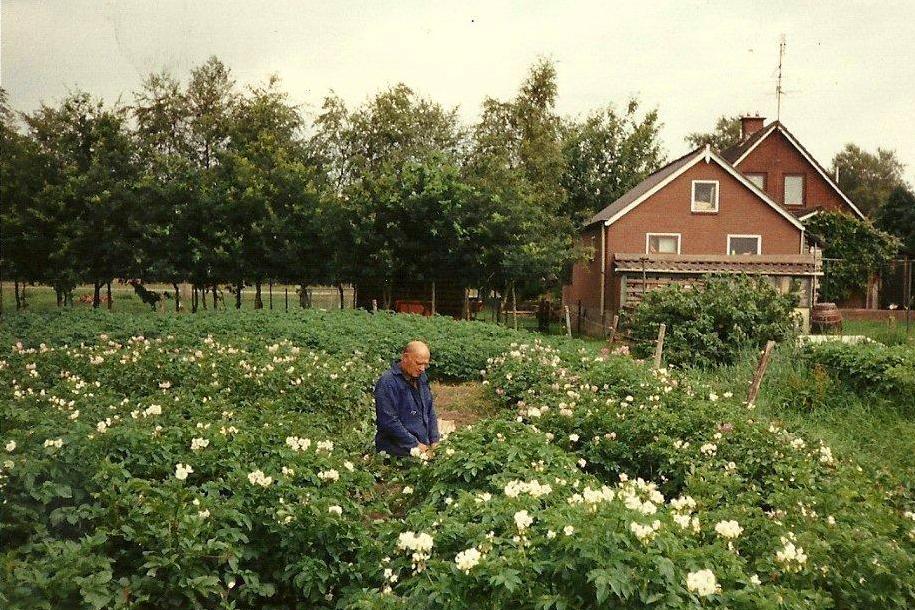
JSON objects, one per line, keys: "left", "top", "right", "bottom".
{"left": 748, "top": 174, "right": 765, "bottom": 189}
{"left": 729, "top": 237, "right": 760, "bottom": 255}
{"left": 648, "top": 235, "right": 678, "bottom": 253}
{"left": 784, "top": 175, "right": 804, "bottom": 205}
{"left": 692, "top": 182, "right": 717, "bottom": 211}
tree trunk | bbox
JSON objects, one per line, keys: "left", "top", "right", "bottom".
{"left": 299, "top": 284, "right": 310, "bottom": 308}
{"left": 172, "top": 283, "right": 180, "bottom": 312}
{"left": 93, "top": 281, "right": 102, "bottom": 309}
{"left": 338, "top": 284, "right": 345, "bottom": 310}
{"left": 254, "top": 281, "right": 263, "bottom": 309}
{"left": 56, "top": 287, "right": 63, "bottom": 308}
{"left": 14, "top": 280, "right": 21, "bottom": 310}
{"left": 201, "top": 285, "right": 207, "bottom": 311}
{"left": 235, "top": 281, "right": 243, "bottom": 309}
{"left": 268, "top": 282, "right": 273, "bottom": 310}
{"left": 106, "top": 281, "right": 112, "bottom": 311}
{"left": 213, "top": 285, "right": 218, "bottom": 310}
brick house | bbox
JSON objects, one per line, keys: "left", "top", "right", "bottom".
{"left": 563, "top": 143, "right": 822, "bottom": 335}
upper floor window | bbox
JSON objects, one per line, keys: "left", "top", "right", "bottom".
{"left": 747, "top": 173, "right": 766, "bottom": 190}
{"left": 646, "top": 233, "right": 681, "bottom": 254}
{"left": 727, "top": 235, "right": 761, "bottom": 255}
{"left": 691, "top": 180, "right": 719, "bottom": 213}
{"left": 784, "top": 175, "right": 804, "bottom": 206}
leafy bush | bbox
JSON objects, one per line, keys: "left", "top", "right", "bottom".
{"left": 805, "top": 342, "right": 915, "bottom": 413}
{"left": 624, "top": 275, "right": 798, "bottom": 368}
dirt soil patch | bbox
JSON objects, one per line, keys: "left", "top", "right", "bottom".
{"left": 431, "top": 380, "right": 492, "bottom": 430}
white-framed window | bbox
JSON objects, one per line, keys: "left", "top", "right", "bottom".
{"left": 727, "top": 234, "right": 761, "bottom": 255}
{"left": 747, "top": 173, "right": 766, "bottom": 190}
{"left": 646, "top": 233, "right": 681, "bottom": 254}
{"left": 784, "top": 175, "right": 804, "bottom": 206}
{"left": 691, "top": 180, "right": 719, "bottom": 213}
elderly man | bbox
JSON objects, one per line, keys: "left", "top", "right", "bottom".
{"left": 374, "top": 341, "right": 440, "bottom": 456}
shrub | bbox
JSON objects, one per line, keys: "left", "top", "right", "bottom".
{"left": 624, "top": 275, "right": 798, "bottom": 368}
{"left": 805, "top": 342, "right": 915, "bottom": 413}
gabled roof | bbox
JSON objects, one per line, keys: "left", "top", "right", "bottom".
{"left": 585, "top": 145, "right": 806, "bottom": 231}
{"left": 720, "top": 121, "right": 866, "bottom": 220}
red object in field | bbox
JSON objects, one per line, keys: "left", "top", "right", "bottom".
{"left": 395, "top": 300, "right": 432, "bottom": 316}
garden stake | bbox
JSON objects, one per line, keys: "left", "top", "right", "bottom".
{"left": 653, "top": 323, "right": 666, "bottom": 369}
{"left": 747, "top": 340, "right": 776, "bottom": 407}
{"left": 564, "top": 306, "right": 572, "bottom": 337}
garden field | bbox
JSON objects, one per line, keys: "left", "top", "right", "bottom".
{"left": 1, "top": 309, "right": 914, "bottom": 609}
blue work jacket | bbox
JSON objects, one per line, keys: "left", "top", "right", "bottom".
{"left": 374, "top": 361, "right": 439, "bottom": 456}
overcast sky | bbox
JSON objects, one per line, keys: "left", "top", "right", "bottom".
{"left": 3, "top": 0, "right": 914, "bottom": 185}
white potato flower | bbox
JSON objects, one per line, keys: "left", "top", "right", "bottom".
{"left": 514, "top": 510, "right": 534, "bottom": 531}
{"left": 454, "top": 547, "right": 481, "bottom": 573}
{"left": 714, "top": 520, "right": 743, "bottom": 540}
{"left": 686, "top": 569, "right": 719, "bottom": 597}
{"left": 174, "top": 463, "right": 193, "bottom": 480}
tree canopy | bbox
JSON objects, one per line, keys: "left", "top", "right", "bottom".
{"left": 684, "top": 115, "right": 741, "bottom": 151}
{"left": 832, "top": 144, "right": 908, "bottom": 218}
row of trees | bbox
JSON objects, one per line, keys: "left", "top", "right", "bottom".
{"left": 1, "top": 58, "right": 665, "bottom": 310}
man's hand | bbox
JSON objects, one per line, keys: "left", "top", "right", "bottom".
{"left": 416, "top": 443, "right": 430, "bottom": 453}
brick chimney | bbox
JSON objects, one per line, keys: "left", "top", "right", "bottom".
{"left": 740, "top": 115, "right": 766, "bottom": 142}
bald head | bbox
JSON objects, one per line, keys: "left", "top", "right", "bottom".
{"left": 400, "top": 341, "right": 430, "bottom": 379}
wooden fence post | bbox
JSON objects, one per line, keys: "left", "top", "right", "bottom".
{"left": 564, "top": 306, "right": 572, "bottom": 337}
{"left": 284, "top": 287, "right": 288, "bottom": 312}
{"left": 512, "top": 284, "right": 518, "bottom": 331}
{"left": 607, "top": 314, "right": 619, "bottom": 345}
{"left": 577, "top": 300, "right": 582, "bottom": 336}
{"left": 747, "top": 340, "right": 776, "bottom": 407}
{"left": 653, "top": 323, "right": 666, "bottom": 369}
{"left": 372, "top": 299, "right": 378, "bottom": 313}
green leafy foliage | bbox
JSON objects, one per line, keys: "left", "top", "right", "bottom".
{"left": 805, "top": 342, "right": 915, "bottom": 413}
{"left": 623, "top": 275, "right": 799, "bottom": 368}
{"left": 3, "top": 312, "right": 914, "bottom": 609}
{"left": 806, "top": 212, "right": 902, "bottom": 303}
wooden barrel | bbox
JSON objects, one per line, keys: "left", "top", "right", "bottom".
{"left": 811, "top": 303, "right": 843, "bottom": 334}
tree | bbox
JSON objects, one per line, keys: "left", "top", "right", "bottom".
{"left": 832, "top": 144, "right": 908, "bottom": 218}
{"left": 0, "top": 89, "right": 57, "bottom": 308}
{"left": 877, "top": 186, "right": 915, "bottom": 256}
{"left": 685, "top": 115, "right": 741, "bottom": 151}
{"left": 23, "top": 92, "right": 139, "bottom": 309}
{"left": 561, "top": 99, "right": 664, "bottom": 224}
{"left": 805, "top": 211, "right": 901, "bottom": 303}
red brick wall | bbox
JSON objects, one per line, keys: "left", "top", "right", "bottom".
{"left": 736, "top": 129, "right": 854, "bottom": 215}
{"left": 606, "top": 159, "right": 803, "bottom": 256}
{"left": 566, "top": 226, "right": 604, "bottom": 312}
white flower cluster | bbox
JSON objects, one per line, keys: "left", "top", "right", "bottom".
{"left": 619, "top": 478, "right": 664, "bottom": 515}
{"left": 248, "top": 469, "right": 274, "bottom": 487}
{"left": 685, "top": 569, "right": 720, "bottom": 597}
{"left": 315, "top": 439, "right": 334, "bottom": 453}
{"left": 714, "top": 519, "right": 744, "bottom": 540}
{"left": 775, "top": 532, "right": 808, "bottom": 572}
{"left": 504, "top": 479, "right": 552, "bottom": 498}
{"left": 5, "top": 440, "right": 16, "bottom": 452}
{"left": 568, "top": 485, "right": 615, "bottom": 512}
{"left": 409, "top": 446, "right": 430, "bottom": 461}
{"left": 43, "top": 438, "right": 64, "bottom": 449}
{"left": 818, "top": 444, "right": 834, "bottom": 465}
{"left": 630, "top": 520, "right": 661, "bottom": 543}
{"left": 190, "top": 437, "right": 209, "bottom": 451}
{"left": 318, "top": 469, "right": 339, "bottom": 483}
{"left": 328, "top": 505, "right": 343, "bottom": 515}
{"left": 670, "top": 495, "right": 701, "bottom": 533}
{"left": 143, "top": 404, "right": 162, "bottom": 417}
{"left": 904, "top": 511, "right": 915, "bottom": 540}
{"left": 454, "top": 547, "right": 482, "bottom": 573}
{"left": 174, "top": 463, "right": 193, "bottom": 480}
{"left": 285, "top": 436, "right": 312, "bottom": 452}
{"left": 397, "top": 531, "right": 434, "bottom": 572}
{"left": 699, "top": 442, "right": 717, "bottom": 457}
{"left": 514, "top": 509, "right": 534, "bottom": 531}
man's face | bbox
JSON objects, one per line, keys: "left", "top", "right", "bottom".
{"left": 401, "top": 348, "right": 430, "bottom": 379}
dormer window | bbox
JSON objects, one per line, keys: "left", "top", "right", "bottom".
{"left": 691, "top": 180, "right": 719, "bottom": 213}
{"left": 784, "top": 175, "right": 804, "bottom": 206}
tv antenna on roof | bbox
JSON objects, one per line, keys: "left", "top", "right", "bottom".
{"left": 776, "top": 34, "right": 787, "bottom": 120}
